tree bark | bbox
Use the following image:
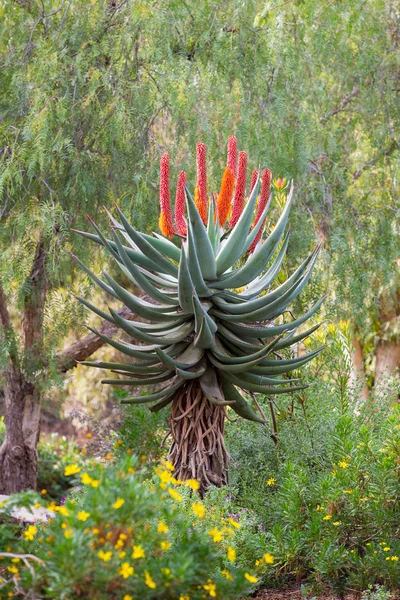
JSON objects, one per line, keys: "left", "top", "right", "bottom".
{"left": 375, "top": 340, "right": 400, "bottom": 385}
{"left": 349, "top": 336, "right": 369, "bottom": 401}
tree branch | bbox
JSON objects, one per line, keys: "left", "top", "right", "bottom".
{"left": 322, "top": 87, "right": 359, "bottom": 123}
{"left": 0, "top": 284, "right": 20, "bottom": 370}
{"left": 352, "top": 139, "right": 398, "bottom": 180}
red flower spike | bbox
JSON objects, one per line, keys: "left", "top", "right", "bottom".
{"left": 196, "top": 143, "right": 208, "bottom": 224}
{"left": 174, "top": 170, "right": 187, "bottom": 236}
{"left": 194, "top": 185, "right": 207, "bottom": 224}
{"left": 248, "top": 168, "right": 272, "bottom": 253}
{"left": 227, "top": 136, "right": 237, "bottom": 176}
{"left": 159, "top": 153, "right": 175, "bottom": 238}
{"left": 229, "top": 151, "right": 247, "bottom": 228}
{"left": 216, "top": 166, "right": 235, "bottom": 227}
{"left": 249, "top": 169, "right": 259, "bottom": 194}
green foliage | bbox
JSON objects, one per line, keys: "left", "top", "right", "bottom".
{"left": 0, "top": 456, "right": 258, "bottom": 599}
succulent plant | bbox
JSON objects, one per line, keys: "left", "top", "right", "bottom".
{"left": 73, "top": 136, "right": 324, "bottom": 494}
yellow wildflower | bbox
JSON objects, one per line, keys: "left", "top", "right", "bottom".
{"left": 333, "top": 521, "right": 341, "bottom": 526}
{"left": 323, "top": 514, "right": 332, "bottom": 520}
{"left": 264, "top": 553, "right": 274, "bottom": 564}
{"left": 227, "top": 546, "right": 236, "bottom": 562}
{"left": 144, "top": 570, "right": 157, "bottom": 589}
{"left": 159, "top": 470, "right": 173, "bottom": 484}
{"left": 180, "top": 596, "right": 190, "bottom": 600}
{"left": 81, "top": 473, "right": 92, "bottom": 485}
{"left": 23, "top": 525, "right": 37, "bottom": 541}
{"left": 91, "top": 479, "right": 100, "bottom": 488}
{"left": 158, "top": 521, "right": 169, "bottom": 533}
{"left": 267, "top": 477, "right": 275, "bottom": 486}
{"left": 244, "top": 573, "right": 258, "bottom": 583}
{"left": 208, "top": 527, "right": 223, "bottom": 543}
{"left": 118, "top": 562, "right": 134, "bottom": 579}
{"left": 203, "top": 580, "right": 217, "bottom": 597}
{"left": 168, "top": 488, "right": 183, "bottom": 502}
{"left": 64, "top": 464, "right": 81, "bottom": 476}
{"left": 338, "top": 461, "right": 349, "bottom": 469}
{"left": 391, "top": 556, "right": 399, "bottom": 561}
{"left": 124, "top": 596, "right": 133, "bottom": 600}
{"left": 132, "top": 545, "right": 145, "bottom": 559}
{"left": 316, "top": 504, "right": 323, "bottom": 511}
{"left": 161, "top": 541, "right": 171, "bottom": 551}
{"left": 40, "top": 489, "right": 47, "bottom": 494}
{"left": 77, "top": 511, "right": 90, "bottom": 522}
{"left": 192, "top": 502, "right": 206, "bottom": 519}
{"left": 185, "top": 479, "right": 200, "bottom": 491}
{"left": 64, "top": 529, "right": 73, "bottom": 539}
{"left": 222, "top": 569, "right": 233, "bottom": 581}
{"left": 112, "top": 498, "right": 125, "bottom": 509}
{"left": 227, "top": 518, "right": 241, "bottom": 529}
{"left": 119, "top": 551, "right": 127, "bottom": 558}
{"left": 98, "top": 550, "right": 112, "bottom": 562}
{"left": 384, "top": 547, "right": 390, "bottom": 552}
{"left": 165, "top": 461, "right": 174, "bottom": 471}
{"left": 7, "top": 566, "right": 18, "bottom": 574}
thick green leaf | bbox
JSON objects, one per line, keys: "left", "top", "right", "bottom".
{"left": 109, "top": 308, "right": 193, "bottom": 345}
{"left": 221, "top": 371, "right": 309, "bottom": 394}
{"left": 185, "top": 224, "right": 212, "bottom": 297}
{"left": 221, "top": 379, "right": 265, "bottom": 423}
{"left": 121, "top": 379, "right": 184, "bottom": 404}
{"left": 185, "top": 187, "right": 216, "bottom": 280}
{"left": 156, "top": 343, "right": 203, "bottom": 370}
{"left": 178, "top": 248, "right": 194, "bottom": 313}
{"left": 199, "top": 367, "right": 232, "bottom": 406}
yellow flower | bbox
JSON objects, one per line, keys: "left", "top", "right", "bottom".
{"left": 208, "top": 527, "right": 223, "bottom": 543}
{"left": 384, "top": 547, "right": 390, "bottom": 552}
{"left": 264, "top": 553, "right": 274, "bottom": 564}
{"left": 391, "top": 556, "right": 399, "bottom": 561}
{"left": 86, "top": 433, "right": 92, "bottom": 439}
{"left": 267, "top": 477, "right": 275, "bottom": 486}
{"left": 64, "top": 464, "right": 81, "bottom": 476}
{"left": 221, "top": 569, "right": 233, "bottom": 581}
{"left": 227, "top": 518, "right": 241, "bottom": 529}
{"left": 56, "top": 506, "right": 69, "bottom": 517}
{"left": 124, "top": 596, "right": 133, "bottom": 600}
{"left": 227, "top": 546, "right": 236, "bottom": 562}
{"left": 338, "top": 461, "right": 349, "bottom": 469}
{"left": 132, "top": 545, "right": 145, "bottom": 559}
{"left": 203, "top": 581, "right": 217, "bottom": 597}
{"left": 159, "top": 470, "right": 173, "bottom": 484}
{"left": 165, "top": 461, "right": 174, "bottom": 471}
{"left": 333, "top": 521, "right": 341, "bottom": 526}
{"left": 7, "top": 566, "right": 18, "bottom": 574}
{"left": 316, "top": 504, "right": 323, "bottom": 511}
{"left": 160, "top": 541, "right": 171, "bottom": 551}
{"left": 77, "top": 511, "right": 90, "bottom": 522}
{"left": 192, "top": 502, "right": 206, "bottom": 519}
{"left": 168, "top": 488, "right": 183, "bottom": 502}
{"left": 119, "top": 551, "right": 126, "bottom": 558}
{"left": 118, "top": 562, "right": 134, "bottom": 579}
{"left": 23, "top": 525, "right": 37, "bottom": 541}
{"left": 180, "top": 596, "right": 190, "bottom": 600}
{"left": 40, "top": 489, "right": 47, "bottom": 495}
{"left": 112, "top": 498, "right": 125, "bottom": 509}
{"left": 91, "top": 479, "right": 100, "bottom": 488}
{"left": 98, "top": 550, "right": 112, "bottom": 562}
{"left": 144, "top": 570, "right": 157, "bottom": 589}
{"left": 323, "top": 514, "right": 332, "bottom": 521}
{"left": 185, "top": 479, "right": 200, "bottom": 491}
{"left": 64, "top": 529, "right": 73, "bottom": 539}
{"left": 158, "top": 521, "right": 169, "bottom": 533}
{"left": 81, "top": 473, "right": 92, "bottom": 485}
{"left": 244, "top": 573, "right": 258, "bottom": 583}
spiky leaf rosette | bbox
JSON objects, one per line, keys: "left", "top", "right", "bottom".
{"left": 73, "top": 141, "right": 324, "bottom": 493}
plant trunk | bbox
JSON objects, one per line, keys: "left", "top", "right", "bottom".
{"left": 0, "top": 368, "right": 40, "bottom": 493}
{"left": 168, "top": 383, "right": 229, "bottom": 496}
{"left": 349, "top": 336, "right": 369, "bottom": 401}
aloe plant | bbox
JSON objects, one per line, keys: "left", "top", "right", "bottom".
{"left": 73, "top": 137, "right": 324, "bottom": 494}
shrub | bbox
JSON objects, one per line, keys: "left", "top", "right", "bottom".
{"left": 0, "top": 455, "right": 262, "bottom": 599}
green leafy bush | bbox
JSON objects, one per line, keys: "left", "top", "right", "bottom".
{"left": 0, "top": 455, "right": 261, "bottom": 599}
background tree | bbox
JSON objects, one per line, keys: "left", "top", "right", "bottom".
{"left": 0, "top": 0, "right": 399, "bottom": 492}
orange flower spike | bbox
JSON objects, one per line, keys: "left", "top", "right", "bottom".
{"left": 229, "top": 151, "right": 247, "bottom": 228}
{"left": 196, "top": 142, "right": 208, "bottom": 224}
{"left": 248, "top": 168, "right": 272, "bottom": 253}
{"left": 158, "top": 153, "right": 175, "bottom": 238}
{"left": 249, "top": 169, "right": 259, "bottom": 194}
{"left": 216, "top": 166, "right": 235, "bottom": 227}
{"left": 227, "top": 135, "right": 237, "bottom": 176}
{"left": 174, "top": 170, "right": 187, "bottom": 236}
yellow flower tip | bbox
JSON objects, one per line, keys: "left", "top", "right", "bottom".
{"left": 264, "top": 552, "right": 274, "bottom": 565}
{"left": 118, "top": 562, "right": 134, "bottom": 579}
{"left": 244, "top": 573, "right": 258, "bottom": 584}
{"left": 185, "top": 478, "right": 200, "bottom": 491}
{"left": 168, "top": 488, "right": 183, "bottom": 502}
{"left": 227, "top": 518, "right": 241, "bottom": 529}
{"left": 192, "top": 502, "right": 206, "bottom": 519}
{"left": 132, "top": 545, "right": 145, "bottom": 559}
{"left": 112, "top": 498, "right": 125, "bottom": 509}
{"left": 77, "top": 511, "right": 91, "bottom": 522}
{"left": 159, "top": 211, "right": 175, "bottom": 238}
{"left": 267, "top": 477, "right": 276, "bottom": 486}
{"left": 64, "top": 464, "right": 81, "bottom": 476}
{"left": 144, "top": 570, "right": 157, "bottom": 589}
{"left": 217, "top": 166, "right": 235, "bottom": 226}
{"left": 227, "top": 546, "right": 236, "bottom": 562}
{"left": 158, "top": 521, "right": 169, "bottom": 533}
{"left": 98, "top": 550, "right": 112, "bottom": 562}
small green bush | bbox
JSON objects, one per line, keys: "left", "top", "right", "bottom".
{"left": 0, "top": 456, "right": 261, "bottom": 599}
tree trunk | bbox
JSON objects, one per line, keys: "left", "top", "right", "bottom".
{"left": 375, "top": 340, "right": 400, "bottom": 388}
{"left": 0, "top": 368, "right": 40, "bottom": 493}
{"left": 168, "top": 382, "right": 229, "bottom": 497}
